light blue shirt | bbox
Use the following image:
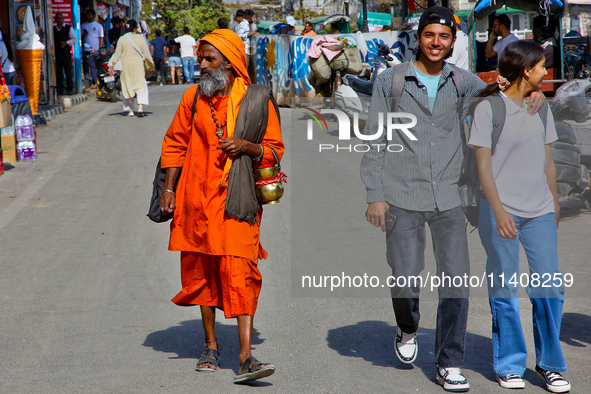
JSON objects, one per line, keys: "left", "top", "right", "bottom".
{"left": 414, "top": 67, "right": 441, "bottom": 112}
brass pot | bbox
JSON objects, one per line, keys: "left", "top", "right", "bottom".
{"left": 255, "top": 182, "right": 284, "bottom": 204}
{"left": 253, "top": 165, "right": 279, "bottom": 181}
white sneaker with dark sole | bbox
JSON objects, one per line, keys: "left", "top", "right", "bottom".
{"left": 436, "top": 367, "right": 470, "bottom": 392}
{"left": 535, "top": 365, "right": 571, "bottom": 393}
{"left": 394, "top": 326, "right": 417, "bottom": 364}
{"left": 497, "top": 374, "right": 526, "bottom": 389}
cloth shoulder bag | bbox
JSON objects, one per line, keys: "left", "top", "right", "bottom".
{"left": 125, "top": 34, "right": 155, "bottom": 78}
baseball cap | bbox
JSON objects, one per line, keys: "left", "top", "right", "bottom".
{"left": 418, "top": 6, "right": 458, "bottom": 33}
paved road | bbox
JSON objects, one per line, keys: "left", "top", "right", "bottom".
{"left": 0, "top": 86, "right": 589, "bottom": 393}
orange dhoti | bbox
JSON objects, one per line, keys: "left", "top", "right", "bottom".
{"left": 172, "top": 252, "right": 262, "bottom": 318}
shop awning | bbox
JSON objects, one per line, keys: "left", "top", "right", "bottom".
{"left": 455, "top": 6, "right": 523, "bottom": 18}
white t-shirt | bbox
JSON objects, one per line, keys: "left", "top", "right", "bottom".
{"left": 81, "top": 21, "right": 104, "bottom": 51}
{"left": 493, "top": 33, "right": 519, "bottom": 60}
{"left": 175, "top": 35, "right": 196, "bottom": 58}
{"left": 0, "top": 41, "right": 15, "bottom": 73}
{"left": 447, "top": 30, "right": 469, "bottom": 71}
{"left": 468, "top": 93, "right": 557, "bottom": 217}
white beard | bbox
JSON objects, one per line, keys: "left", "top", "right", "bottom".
{"left": 200, "top": 63, "right": 229, "bottom": 97}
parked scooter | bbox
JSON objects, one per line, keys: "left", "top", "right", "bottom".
{"left": 96, "top": 47, "right": 120, "bottom": 102}
{"left": 550, "top": 71, "right": 591, "bottom": 211}
{"left": 333, "top": 44, "right": 402, "bottom": 126}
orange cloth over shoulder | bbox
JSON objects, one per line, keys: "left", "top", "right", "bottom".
{"left": 160, "top": 86, "right": 284, "bottom": 262}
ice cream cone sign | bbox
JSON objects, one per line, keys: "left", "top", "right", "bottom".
{"left": 16, "top": 6, "right": 45, "bottom": 115}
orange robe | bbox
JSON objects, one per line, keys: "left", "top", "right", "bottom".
{"left": 161, "top": 85, "right": 284, "bottom": 317}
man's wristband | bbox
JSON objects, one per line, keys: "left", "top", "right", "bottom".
{"left": 162, "top": 189, "right": 176, "bottom": 195}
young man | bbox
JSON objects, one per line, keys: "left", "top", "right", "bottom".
{"left": 81, "top": 9, "right": 104, "bottom": 88}
{"left": 167, "top": 30, "right": 181, "bottom": 84}
{"left": 175, "top": 27, "right": 197, "bottom": 84}
{"left": 361, "top": 6, "right": 545, "bottom": 392}
{"left": 150, "top": 29, "right": 168, "bottom": 85}
{"left": 232, "top": 10, "right": 251, "bottom": 67}
{"left": 485, "top": 14, "right": 518, "bottom": 63}
{"left": 53, "top": 13, "right": 76, "bottom": 95}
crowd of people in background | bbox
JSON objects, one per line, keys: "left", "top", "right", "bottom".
{"left": 49, "top": 6, "right": 564, "bottom": 101}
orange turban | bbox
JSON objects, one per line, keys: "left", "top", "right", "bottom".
{"left": 198, "top": 29, "right": 251, "bottom": 85}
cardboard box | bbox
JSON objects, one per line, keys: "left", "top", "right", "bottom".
{"left": 0, "top": 98, "right": 12, "bottom": 129}
{"left": 1, "top": 134, "right": 17, "bottom": 163}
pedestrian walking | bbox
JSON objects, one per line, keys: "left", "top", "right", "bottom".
{"left": 0, "top": 27, "right": 15, "bottom": 85}
{"left": 81, "top": 9, "right": 104, "bottom": 88}
{"left": 231, "top": 10, "right": 250, "bottom": 67}
{"left": 108, "top": 17, "right": 125, "bottom": 49}
{"left": 53, "top": 13, "right": 76, "bottom": 95}
{"left": 175, "top": 27, "right": 196, "bottom": 84}
{"left": 167, "top": 30, "right": 181, "bottom": 84}
{"left": 361, "top": 7, "right": 544, "bottom": 392}
{"left": 468, "top": 40, "right": 571, "bottom": 393}
{"left": 159, "top": 29, "right": 283, "bottom": 383}
{"left": 150, "top": 29, "right": 168, "bottom": 85}
{"left": 447, "top": 14, "right": 469, "bottom": 71}
{"left": 108, "top": 19, "right": 153, "bottom": 117}
{"left": 244, "top": 10, "right": 259, "bottom": 69}
{"left": 485, "top": 15, "right": 518, "bottom": 67}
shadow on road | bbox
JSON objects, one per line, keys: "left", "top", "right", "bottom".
{"left": 142, "top": 319, "right": 266, "bottom": 376}
{"left": 326, "top": 320, "right": 495, "bottom": 383}
{"left": 561, "top": 312, "right": 591, "bottom": 347}
{"left": 108, "top": 111, "right": 154, "bottom": 117}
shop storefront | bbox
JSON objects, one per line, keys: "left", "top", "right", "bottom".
{"left": 7, "top": 0, "right": 57, "bottom": 109}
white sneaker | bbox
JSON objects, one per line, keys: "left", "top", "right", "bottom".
{"left": 497, "top": 374, "right": 526, "bottom": 389}
{"left": 394, "top": 327, "right": 417, "bottom": 364}
{"left": 536, "top": 365, "right": 571, "bottom": 393}
{"left": 436, "top": 367, "right": 470, "bottom": 392}
{"left": 127, "top": 110, "right": 134, "bottom": 117}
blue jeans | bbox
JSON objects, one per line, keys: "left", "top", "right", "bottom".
{"left": 83, "top": 52, "right": 98, "bottom": 84}
{"left": 478, "top": 198, "right": 567, "bottom": 376}
{"left": 386, "top": 205, "right": 470, "bottom": 368}
{"left": 182, "top": 57, "right": 194, "bottom": 83}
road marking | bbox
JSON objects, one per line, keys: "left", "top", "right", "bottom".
{"left": 0, "top": 105, "right": 110, "bottom": 232}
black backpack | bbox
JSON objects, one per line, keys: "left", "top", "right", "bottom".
{"left": 458, "top": 95, "right": 549, "bottom": 227}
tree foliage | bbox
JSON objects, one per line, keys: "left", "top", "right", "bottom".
{"left": 144, "top": 0, "right": 229, "bottom": 36}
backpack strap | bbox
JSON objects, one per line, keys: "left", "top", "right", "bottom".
{"left": 448, "top": 64, "right": 466, "bottom": 98}
{"left": 190, "top": 86, "right": 200, "bottom": 133}
{"left": 484, "top": 95, "right": 506, "bottom": 156}
{"left": 390, "top": 62, "right": 411, "bottom": 111}
{"left": 539, "top": 101, "right": 549, "bottom": 142}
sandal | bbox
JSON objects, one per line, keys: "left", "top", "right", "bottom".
{"left": 196, "top": 348, "right": 220, "bottom": 372}
{"left": 233, "top": 355, "right": 275, "bottom": 384}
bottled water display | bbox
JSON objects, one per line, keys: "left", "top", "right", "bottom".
{"left": 14, "top": 115, "right": 37, "bottom": 162}
{"left": 15, "top": 115, "right": 34, "bottom": 140}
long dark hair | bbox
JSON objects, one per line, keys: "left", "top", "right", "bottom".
{"left": 479, "top": 40, "right": 544, "bottom": 97}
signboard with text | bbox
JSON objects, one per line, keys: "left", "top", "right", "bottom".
{"left": 51, "top": 0, "right": 73, "bottom": 26}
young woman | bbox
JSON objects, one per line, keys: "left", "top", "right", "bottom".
{"left": 468, "top": 40, "right": 570, "bottom": 393}
{"left": 108, "top": 19, "right": 152, "bottom": 117}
